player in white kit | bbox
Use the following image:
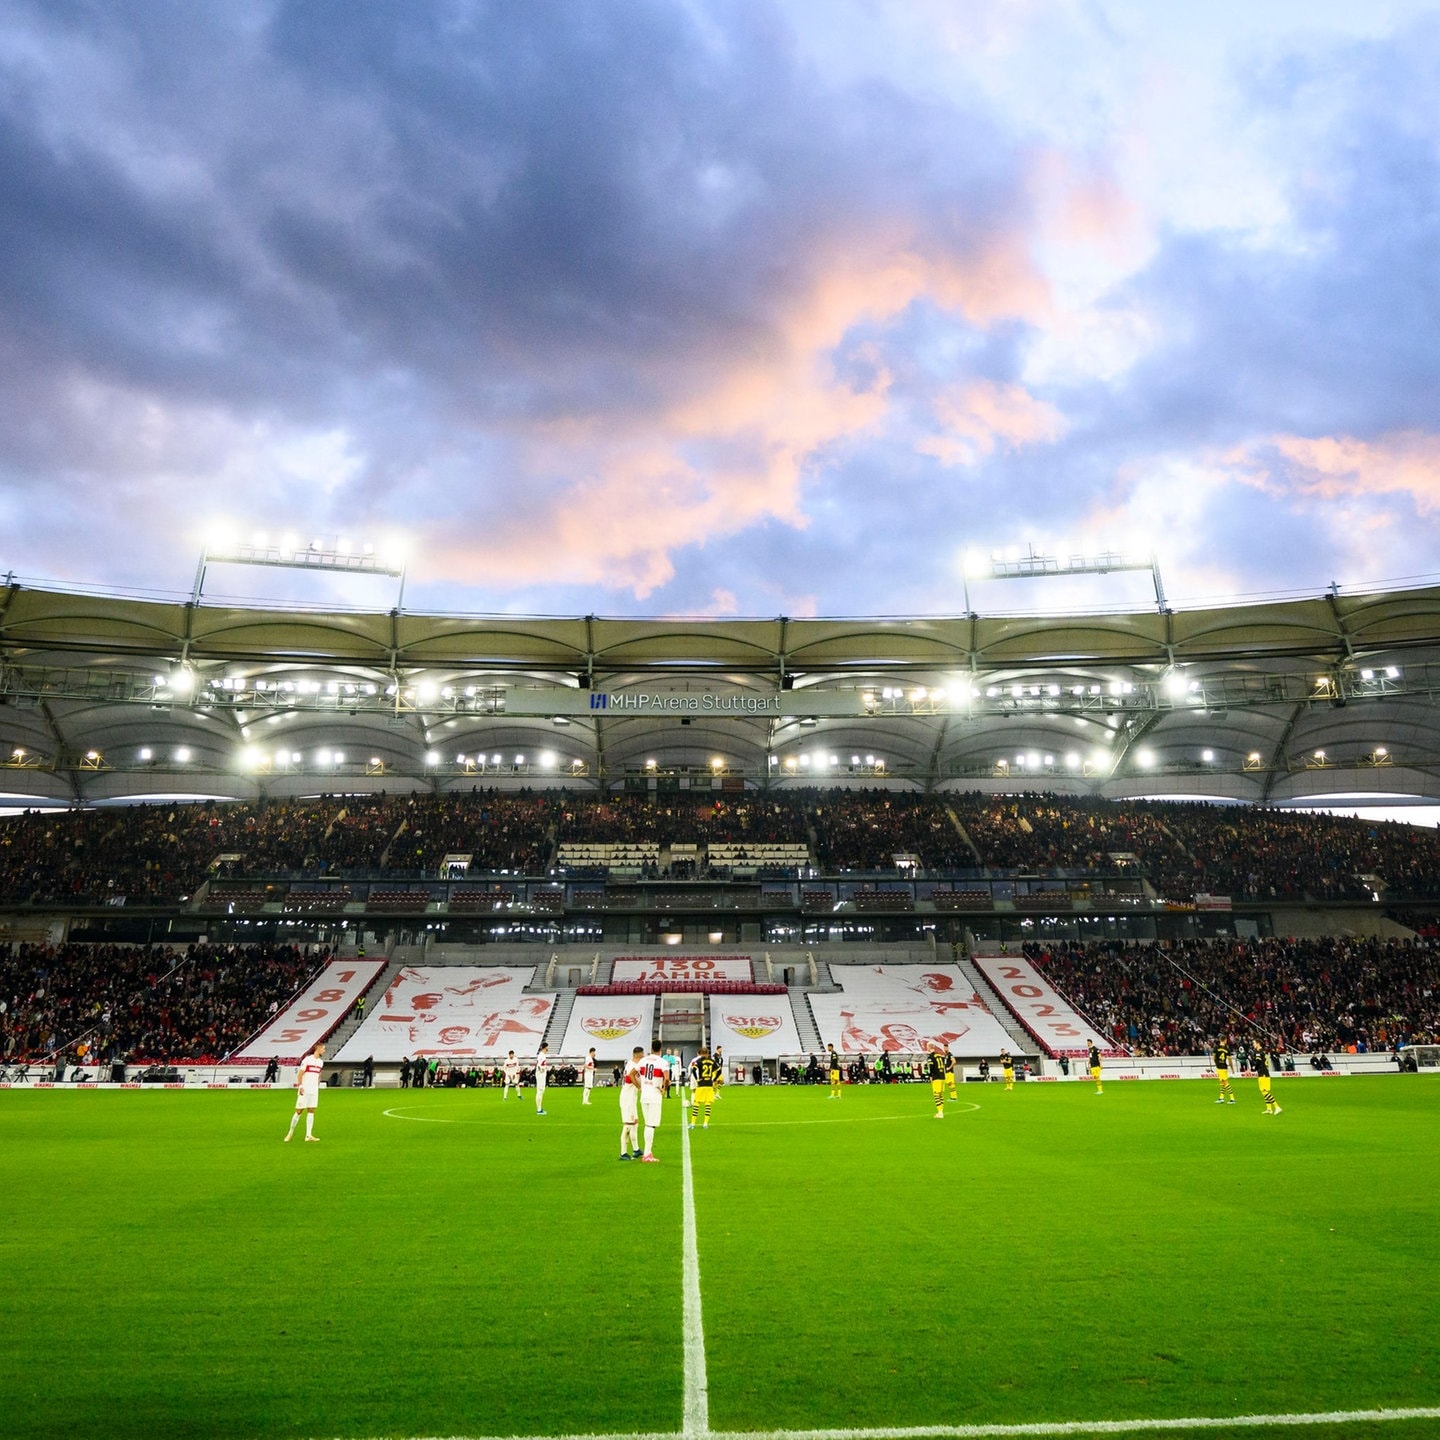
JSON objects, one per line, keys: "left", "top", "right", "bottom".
{"left": 502, "top": 1050, "right": 520, "bottom": 1100}
{"left": 283, "top": 1042, "right": 326, "bottom": 1143}
{"left": 534, "top": 1042, "right": 549, "bottom": 1114}
{"left": 582, "top": 1046, "right": 596, "bottom": 1105}
{"left": 638, "top": 1040, "right": 669, "bottom": 1162}
{"left": 618, "top": 1045, "right": 643, "bottom": 1159}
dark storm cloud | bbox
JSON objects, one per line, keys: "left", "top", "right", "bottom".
{"left": 0, "top": 0, "right": 1043, "bottom": 598}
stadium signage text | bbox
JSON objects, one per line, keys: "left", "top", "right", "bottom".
{"left": 588, "top": 692, "right": 781, "bottom": 714}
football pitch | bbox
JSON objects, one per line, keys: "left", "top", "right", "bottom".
{"left": 1, "top": 1077, "right": 1436, "bottom": 1440}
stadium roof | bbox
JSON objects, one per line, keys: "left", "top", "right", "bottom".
{"left": 6, "top": 577, "right": 1440, "bottom": 806}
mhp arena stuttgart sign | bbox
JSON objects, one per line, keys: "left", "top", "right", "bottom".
{"left": 587, "top": 691, "right": 781, "bottom": 714}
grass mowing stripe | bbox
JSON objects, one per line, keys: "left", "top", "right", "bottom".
{"left": 682, "top": 1114, "right": 710, "bottom": 1438}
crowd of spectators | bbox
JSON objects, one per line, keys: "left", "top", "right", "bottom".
{"left": 383, "top": 793, "right": 554, "bottom": 874}
{"left": 949, "top": 794, "right": 1190, "bottom": 874}
{"left": 806, "top": 789, "right": 975, "bottom": 870}
{"left": 1027, "top": 935, "right": 1440, "bottom": 1056}
{"left": 556, "top": 793, "right": 806, "bottom": 847}
{"left": 5, "top": 790, "right": 1440, "bottom": 901}
{"left": 0, "top": 940, "right": 323, "bottom": 1065}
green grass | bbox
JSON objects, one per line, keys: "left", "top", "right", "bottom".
{"left": 0, "top": 1076, "right": 1436, "bottom": 1440}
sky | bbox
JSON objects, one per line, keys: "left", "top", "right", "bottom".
{"left": 4, "top": 0, "right": 1440, "bottom": 619}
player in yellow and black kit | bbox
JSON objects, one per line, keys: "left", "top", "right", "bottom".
{"left": 1088, "top": 1041, "right": 1103, "bottom": 1093}
{"left": 1256, "top": 1050, "right": 1282, "bottom": 1116}
{"left": 689, "top": 1047, "right": 723, "bottom": 1129}
{"left": 1000, "top": 1049, "right": 1014, "bottom": 1090}
{"left": 946, "top": 1052, "right": 960, "bottom": 1100}
{"left": 927, "top": 1046, "right": 948, "bottom": 1118}
{"left": 827, "top": 1044, "right": 843, "bottom": 1099}
{"left": 1213, "top": 1040, "right": 1236, "bottom": 1104}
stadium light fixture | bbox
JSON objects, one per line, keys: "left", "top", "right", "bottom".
{"left": 174, "top": 747, "right": 191, "bottom": 762}
{"left": 1202, "top": 749, "right": 1215, "bottom": 763}
{"left": 138, "top": 747, "right": 153, "bottom": 761}
{"left": 1064, "top": 752, "right": 1081, "bottom": 769}
{"left": 192, "top": 530, "right": 409, "bottom": 608}
{"left": 490, "top": 754, "right": 501, "bottom": 766}
{"left": 963, "top": 543, "right": 1168, "bottom": 613}
{"left": 425, "top": 750, "right": 440, "bottom": 765}
{"left": 540, "top": 751, "right": 555, "bottom": 769}
{"left": 1136, "top": 749, "right": 1155, "bottom": 767}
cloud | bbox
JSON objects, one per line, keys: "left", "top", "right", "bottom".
{"left": 918, "top": 378, "right": 1067, "bottom": 467}
{"left": 1234, "top": 432, "right": 1440, "bottom": 513}
{"left": 0, "top": 0, "right": 1057, "bottom": 603}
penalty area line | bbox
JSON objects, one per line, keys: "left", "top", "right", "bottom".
{"left": 361, "top": 1404, "right": 1440, "bottom": 1440}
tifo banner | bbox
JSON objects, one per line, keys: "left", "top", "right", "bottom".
{"left": 233, "top": 959, "right": 384, "bottom": 1060}
{"left": 611, "top": 954, "right": 753, "bottom": 984}
{"left": 709, "top": 998, "right": 802, "bottom": 1058}
{"left": 560, "top": 995, "right": 657, "bottom": 1059}
{"left": 808, "top": 965, "right": 1019, "bottom": 1056}
{"left": 971, "top": 953, "right": 1114, "bottom": 1057}
{"left": 335, "top": 967, "right": 554, "bottom": 1061}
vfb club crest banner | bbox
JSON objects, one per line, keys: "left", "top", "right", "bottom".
{"left": 561, "top": 995, "right": 657, "bottom": 1059}
{"left": 710, "top": 1001, "right": 801, "bottom": 1058}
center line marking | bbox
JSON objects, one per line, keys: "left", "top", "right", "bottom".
{"left": 681, "top": 1112, "right": 709, "bottom": 1439}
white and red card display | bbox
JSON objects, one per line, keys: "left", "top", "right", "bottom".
{"left": 808, "top": 965, "right": 1019, "bottom": 1055}
{"left": 970, "top": 953, "right": 1114, "bottom": 1057}
{"left": 334, "top": 966, "right": 555, "bottom": 1061}
{"left": 709, "top": 998, "right": 802, "bottom": 1058}
{"left": 610, "top": 955, "right": 754, "bottom": 984}
{"left": 559, "top": 995, "right": 657, "bottom": 1060}
{"left": 233, "top": 959, "right": 385, "bottom": 1061}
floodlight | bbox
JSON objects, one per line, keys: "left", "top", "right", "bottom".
{"left": 1163, "top": 672, "right": 1188, "bottom": 699}
{"left": 1375, "top": 746, "right": 1388, "bottom": 757}
{"left": 540, "top": 752, "right": 556, "bottom": 769}
{"left": 333, "top": 751, "right": 344, "bottom": 764}
{"left": 369, "top": 756, "right": 382, "bottom": 766}
{"left": 490, "top": 753, "right": 501, "bottom": 765}
{"left": 514, "top": 755, "right": 525, "bottom": 765}
{"left": 1386, "top": 666, "right": 1401, "bottom": 679}
{"left": 712, "top": 757, "right": 724, "bottom": 770}
{"left": 645, "top": 758, "right": 657, "bottom": 769}
{"left": 1064, "top": 752, "right": 1081, "bottom": 769}
{"left": 416, "top": 680, "right": 439, "bottom": 704}
{"left": 1202, "top": 749, "right": 1215, "bottom": 762}
{"left": 174, "top": 747, "right": 191, "bottom": 762}
{"left": 139, "top": 747, "right": 152, "bottom": 761}
{"left": 1025, "top": 752, "right": 1041, "bottom": 769}
{"left": 316, "top": 749, "right": 332, "bottom": 766}
{"left": 1360, "top": 668, "right": 1374, "bottom": 680}
{"left": 1136, "top": 749, "right": 1155, "bottom": 767}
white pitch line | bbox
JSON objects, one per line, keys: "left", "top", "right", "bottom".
{"left": 680, "top": 1113, "right": 709, "bottom": 1439}
{"left": 356, "top": 1405, "right": 1440, "bottom": 1440}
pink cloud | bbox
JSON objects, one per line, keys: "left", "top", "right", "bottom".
{"left": 918, "top": 378, "right": 1067, "bottom": 467}
{"left": 424, "top": 232, "right": 1052, "bottom": 597}
{"left": 1229, "top": 431, "right": 1440, "bottom": 511}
